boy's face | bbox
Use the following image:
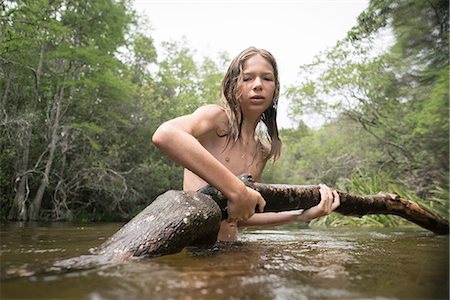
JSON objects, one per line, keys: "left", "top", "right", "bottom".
{"left": 239, "top": 54, "right": 276, "bottom": 116}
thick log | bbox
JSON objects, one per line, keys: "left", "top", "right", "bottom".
{"left": 49, "top": 190, "right": 221, "bottom": 271}
{"left": 94, "top": 190, "right": 221, "bottom": 258}
{"left": 199, "top": 174, "right": 449, "bottom": 235}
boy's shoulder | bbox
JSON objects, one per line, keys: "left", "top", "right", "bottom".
{"left": 194, "top": 104, "right": 226, "bottom": 116}
{"left": 191, "top": 104, "right": 229, "bottom": 135}
{"left": 192, "top": 104, "right": 228, "bottom": 124}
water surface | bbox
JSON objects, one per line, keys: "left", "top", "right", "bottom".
{"left": 1, "top": 222, "right": 448, "bottom": 299}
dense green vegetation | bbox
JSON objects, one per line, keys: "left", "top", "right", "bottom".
{"left": 264, "top": 0, "right": 449, "bottom": 225}
{"left": 1, "top": 0, "right": 448, "bottom": 226}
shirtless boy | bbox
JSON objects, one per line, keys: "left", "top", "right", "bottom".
{"left": 152, "top": 47, "right": 340, "bottom": 241}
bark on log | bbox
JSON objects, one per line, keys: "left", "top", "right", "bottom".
{"left": 199, "top": 174, "right": 449, "bottom": 235}
{"left": 94, "top": 190, "right": 221, "bottom": 258}
{"left": 49, "top": 191, "right": 221, "bottom": 271}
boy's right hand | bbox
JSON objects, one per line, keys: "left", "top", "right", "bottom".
{"left": 226, "top": 187, "right": 266, "bottom": 222}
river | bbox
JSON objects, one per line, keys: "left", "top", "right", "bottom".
{"left": 1, "top": 222, "right": 448, "bottom": 299}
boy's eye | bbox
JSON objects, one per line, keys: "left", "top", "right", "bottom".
{"left": 242, "top": 75, "right": 274, "bottom": 82}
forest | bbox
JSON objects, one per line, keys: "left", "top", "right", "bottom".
{"left": 1, "top": 0, "right": 448, "bottom": 226}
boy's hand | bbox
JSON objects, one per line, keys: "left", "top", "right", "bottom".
{"left": 316, "top": 183, "right": 340, "bottom": 216}
{"left": 227, "top": 187, "right": 266, "bottom": 222}
{"left": 298, "top": 184, "right": 340, "bottom": 221}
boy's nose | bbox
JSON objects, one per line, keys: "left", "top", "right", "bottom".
{"left": 252, "top": 77, "right": 263, "bottom": 90}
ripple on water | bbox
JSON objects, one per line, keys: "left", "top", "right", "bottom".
{"left": 15, "top": 248, "right": 67, "bottom": 254}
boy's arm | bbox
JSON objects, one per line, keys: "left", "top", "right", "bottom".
{"left": 238, "top": 210, "right": 304, "bottom": 227}
{"left": 152, "top": 105, "right": 265, "bottom": 221}
{"left": 238, "top": 184, "right": 340, "bottom": 227}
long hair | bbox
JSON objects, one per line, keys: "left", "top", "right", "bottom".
{"left": 220, "top": 47, "right": 282, "bottom": 161}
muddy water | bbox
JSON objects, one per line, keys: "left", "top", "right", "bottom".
{"left": 1, "top": 222, "right": 448, "bottom": 299}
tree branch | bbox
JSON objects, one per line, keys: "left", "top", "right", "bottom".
{"left": 199, "top": 174, "right": 449, "bottom": 235}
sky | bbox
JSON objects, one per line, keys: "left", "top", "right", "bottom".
{"left": 132, "top": 0, "right": 369, "bottom": 128}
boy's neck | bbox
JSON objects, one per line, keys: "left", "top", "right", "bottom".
{"left": 239, "top": 118, "right": 259, "bottom": 142}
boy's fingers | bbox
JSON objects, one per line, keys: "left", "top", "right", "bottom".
{"left": 258, "top": 198, "right": 266, "bottom": 213}
{"left": 333, "top": 190, "right": 340, "bottom": 201}
{"left": 326, "top": 186, "right": 333, "bottom": 202}
{"left": 319, "top": 184, "right": 332, "bottom": 203}
{"left": 332, "top": 190, "right": 340, "bottom": 209}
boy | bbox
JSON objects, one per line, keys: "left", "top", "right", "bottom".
{"left": 152, "top": 47, "right": 340, "bottom": 241}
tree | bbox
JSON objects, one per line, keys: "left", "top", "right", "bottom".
{"left": 1, "top": 1, "right": 229, "bottom": 221}
{"left": 286, "top": 0, "right": 449, "bottom": 198}
{"left": 1, "top": 0, "right": 137, "bottom": 220}
{"left": 1, "top": 0, "right": 57, "bottom": 220}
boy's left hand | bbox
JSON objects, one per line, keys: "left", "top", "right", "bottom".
{"left": 317, "top": 183, "right": 340, "bottom": 216}
{"left": 299, "top": 184, "right": 340, "bottom": 221}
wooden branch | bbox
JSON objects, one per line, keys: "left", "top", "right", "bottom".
{"left": 199, "top": 174, "right": 449, "bottom": 235}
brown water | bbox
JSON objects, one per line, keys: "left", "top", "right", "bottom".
{"left": 0, "top": 222, "right": 448, "bottom": 299}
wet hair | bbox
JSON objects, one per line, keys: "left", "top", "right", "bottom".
{"left": 220, "top": 46, "right": 282, "bottom": 161}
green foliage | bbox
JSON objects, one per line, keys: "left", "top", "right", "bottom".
{"left": 263, "top": 118, "right": 383, "bottom": 187}
{"left": 153, "top": 40, "right": 224, "bottom": 120}
{"left": 286, "top": 0, "right": 449, "bottom": 203}
{"left": 0, "top": 0, "right": 226, "bottom": 222}
{"left": 275, "top": 0, "right": 449, "bottom": 228}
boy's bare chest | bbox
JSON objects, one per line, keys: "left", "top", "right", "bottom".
{"left": 203, "top": 137, "right": 265, "bottom": 179}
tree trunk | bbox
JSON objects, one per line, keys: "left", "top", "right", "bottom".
{"left": 8, "top": 44, "right": 45, "bottom": 221}
{"left": 52, "top": 190, "right": 221, "bottom": 271}
{"left": 28, "top": 83, "right": 63, "bottom": 220}
{"left": 8, "top": 174, "right": 29, "bottom": 221}
{"left": 7, "top": 115, "right": 32, "bottom": 221}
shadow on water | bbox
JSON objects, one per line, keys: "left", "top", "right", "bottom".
{"left": 1, "top": 222, "right": 448, "bottom": 299}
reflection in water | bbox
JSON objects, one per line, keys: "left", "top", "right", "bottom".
{"left": 1, "top": 222, "right": 448, "bottom": 299}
